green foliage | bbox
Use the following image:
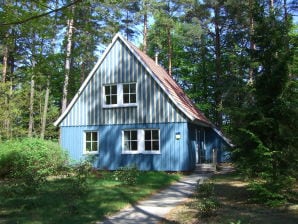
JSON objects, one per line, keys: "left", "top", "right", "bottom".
{"left": 0, "top": 170, "right": 179, "bottom": 223}
{"left": 194, "top": 182, "right": 220, "bottom": 218}
{"left": 248, "top": 175, "right": 296, "bottom": 207}
{"left": 230, "top": 1, "right": 298, "bottom": 206}
{"left": 0, "top": 138, "right": 67, "bottom": 191}
{"left": 113, "top": 164, "right": 140, "bottom": 185}
{"left": 248, "top": 182, "right": 286, "bottom": 207}
{"left": 196, "top": 197, "right": 220, "bottom": 218}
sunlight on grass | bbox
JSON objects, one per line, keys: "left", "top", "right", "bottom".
{"left": 0, "top": 171, "right": 180, "bottom": 224}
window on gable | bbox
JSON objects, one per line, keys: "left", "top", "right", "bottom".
{"left": 145, "top": 130, "right": 160, "bottom": 151}
{"left": 123, "top": 130, "right": 138, "bottom": 151}
{"left": 84, "top": 131, "right": 98, "bottom": 154}
{"left": 103, "top": 83, "right": 137, "bottom": 107}
{"left": 123, "top": 83, "right": 136, "bottom": 104}
{"left": 104, "top": 85, "right": 117, "bottom": 105}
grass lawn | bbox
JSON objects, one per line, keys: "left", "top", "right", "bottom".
{"left": 0, "top": 171, "right": 180, "bottom": 224}
{"left": 163, "top": 171, "right": 298, "bottom": 224}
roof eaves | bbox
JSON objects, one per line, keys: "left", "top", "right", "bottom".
{"left": 212, "top": 126, "right": 234, "bottom": 147}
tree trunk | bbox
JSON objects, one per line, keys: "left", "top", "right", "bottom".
{"left": 2, "top": 43, "right": 8, "bottom": 83}
{"left": 248, "top": 0, "right": 256, "bottom": 84}
{"left": 167, "top": 27, "right": 172, "bottom": 76}
{"left": 2, "top": 33, "right": 10, "bottom": 138}
{"left": 28, "top": 75, "right": 35, "bottom": 137}
{"left": 62, "top": 5, "right": 75, "bottom": 113}
{"left": 214, "top": 3, "right": 223, "bottom": 128}
{"left": 269, "top": 0, "right": 274, "bottom": 8}
{"left": 143, "top": 11, "right": 148, "bottom": 53}
{"left": 40, "top": 75, "right": 50, "bottom": 139}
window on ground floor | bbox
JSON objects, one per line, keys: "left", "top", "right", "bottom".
{"left": 145, "top": 130, "right": 160, "bottom": 151}
{"left": 123, "top": 130, "right": 138, "bottom": 151}
{"left": 122, "top": 129, "right": 160, "bottom": 154}
{"left": 84, "top": 131, "right": 99, "bottom": 154}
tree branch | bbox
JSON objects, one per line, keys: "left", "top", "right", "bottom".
{"left": 0, "top": 0, "right": 82, "bottom": 26}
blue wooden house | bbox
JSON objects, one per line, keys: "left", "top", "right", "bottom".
{"left": 54, "top": 34, "right": 231, "bottom": 171}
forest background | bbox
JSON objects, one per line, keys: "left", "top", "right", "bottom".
{"left": 0, "top": 0, "right": 297, "bottom": 203}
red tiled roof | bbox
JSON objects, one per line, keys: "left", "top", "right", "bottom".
{"left": 127, "top": 41, "right": 212, "bottom": 126}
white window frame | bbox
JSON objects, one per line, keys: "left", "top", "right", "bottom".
{"left": 144, "top": 129, "right": 160, "bottom": 152}
{"left": 103, "top": 84, "right": 118, "bottom": 106}
{"left": 123, "top": 130, "right": 139, "bottom": 153}
{"left": 83, "top": 131, "right": 99, "bottom": 155}
{"left": 103, "top": 83, "right": 137, "bottom": 108}
{"left": 123, "top": 83, "right": 137, "bottom": 104}
{"left": 122, "top": 129, "right": 160, "bottom": 154}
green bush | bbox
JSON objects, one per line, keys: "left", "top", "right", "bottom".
{"left": 197, "top": 197, "right": 220, "bottom": 218}
{"left": 0, "top": 138, "right": 68, "bottom": 190}
{"left": 196, "top": 182, "right": 215, "bottom": 198}
{"left": 195, "top": 182, "right": 220, "bottom": 217}
{"left": 113, "top": 165, "right": 140, "bottom": 185}
{"left": 248, "top": 181, "right": 287, "bottom": 206}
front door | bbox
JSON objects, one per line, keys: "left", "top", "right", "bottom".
{"left": 196, "top": 129, "right": 207, "bottom": 163}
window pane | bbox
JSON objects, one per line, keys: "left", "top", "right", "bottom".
{"left": 145, "top": 141, "right": 151, "bottom": 151}
{"left": 105, "top": 86, "right": 110, "bottom": 94}
{"left": 92, "top": 132, "right": 97, "bottom": 141}
{"left": 124, "top": 131, "right": 130, "bottom": 141}
{"left": 130, "top": 84, "right": 136, "bottom": 93}
{"left": 124, "top": 141, "right": 130, "bottom": 151}
{"left": 86, "top": 142, "right": 91, "bottom": 151}
{"left": 152, "top": 141, "right": 159, "bottom": 151}
{"left": 152, "top": 130, "right": 159, "bottom": 140}
{"left": 131, "top": 131, "right": 137, "bottom": 140}
{"left": 123, "top": 94, "right": 129, "bottom": 103}
{"left": 106, "top": 96, "right": 111, "bottom": 104}
{"left": 145, "top": 131, "right": 151, "bottom": 140}
{"left": 92, "top": 142, "right": 97, "bottom": 151}
{"left": 111, "top": 95, "right": 117, "bottom": 104}
{"left": 123, "top": 84, "right": 129, "bottom": 93}
{"left": 131, "top": 141, "right": 138, "bottom": 151}
{"left": 86, "top": 132, "right": 91, "bottom": 141}
{"left": 130, "top": 94, "right": 136, "bottom": 103}
{"left": 111, "top": 85, "right": 117, "bottom": 94}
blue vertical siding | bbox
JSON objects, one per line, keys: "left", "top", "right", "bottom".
{"left": 60, "top": 122, "right": 194, "bottom": 171}
{"left": 187, "top": 124, "right": 230, "bottom": 164}
{"left": 61, "top": 39, "right": 187, "bottom": 127}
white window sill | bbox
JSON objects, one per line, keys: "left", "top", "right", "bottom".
{"left": 122, "top": 151, "right": 161, "bottom": 155}
{"left": 83, "top": 151, "right": 99, "bottom": 155}
{"left": 103, "top": 103, "right": 137, "bottom": 109}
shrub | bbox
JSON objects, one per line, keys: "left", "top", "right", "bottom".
{"left": 0, "top": 138, "right": 68, "bottom": 191}
{"left": 248, "top": 181, "right": 287, "bottom": 206}
{"left": 196, "top": 182, "right": 215, "bottom": 198}
{"left": 113, "top": 165, "right": 140, "bottom": 185}
{"left": 197, "top": 197, "right": 220, "bottom": 218}
{"left": 195, "top": 182, "right": 220, "bottom": 217}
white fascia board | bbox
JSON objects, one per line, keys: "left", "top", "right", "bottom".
{"left": 117, "top": 34, "right": 196, "bottom": 122}
{"left": 212, "top": 126, "right": 234, "bottom": 147}
{"left": 54, "top": 35, "right": 119, "bottom": 126}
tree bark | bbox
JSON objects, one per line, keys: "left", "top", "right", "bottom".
{"left": 143, "top": 11, "right": 148, "bottom": 53}
{"left": 248, "top": 0, "right": 256, "bottom": 84}
{"left": 40, "top": 75, "right": 50, "bottom": 139}
{"left": 62, "top": 5, "right": 75, "bottom": 113}
{"left": 28, "top": 75, "right": 35, "bottom": 137}
{"left": 2, "top": 43, "right": 8, "bottom": 83}
{"left": 167, "top": 27, "right": 172, "bottom": 76}
{"left": 214, "top": 3, "right": 223, "bottom": 128}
